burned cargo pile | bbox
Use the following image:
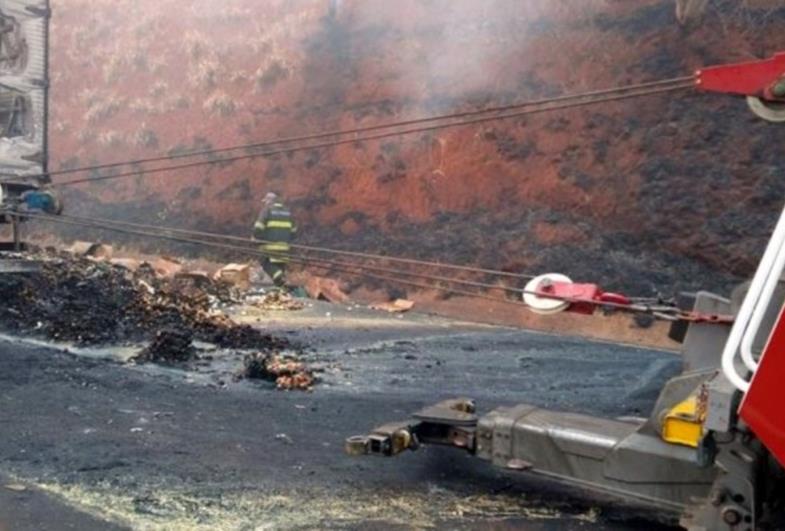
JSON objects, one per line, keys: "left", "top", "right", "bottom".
{"left": 132, "top": 328, "right": 197, "bottom": 364}
{"left": 242, "top": 352, "right": 315, "bottom": 391}
{"left": 0, "top": 251, "right": 292, "bottom": 351}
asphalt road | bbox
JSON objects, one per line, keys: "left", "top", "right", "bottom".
{"left": 0, "top": 303, "right": 683, "bottom": 530}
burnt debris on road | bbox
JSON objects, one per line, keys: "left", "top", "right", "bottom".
{"left": 132, "top": 328, "right": 197, "bottom": 365}
{"left": 0, "top": 249, "right": 296, "bottom": 354}
{"left": 241, "top": 351, "right": 316, "bottom": 391}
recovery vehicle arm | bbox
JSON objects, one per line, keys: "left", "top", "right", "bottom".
{"left": 346, "top": 52, "right": 785, "bottom": 530}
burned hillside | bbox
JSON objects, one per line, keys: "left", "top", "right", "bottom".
{"left": 48, "top": 0, "right": 785, "bottom": 296}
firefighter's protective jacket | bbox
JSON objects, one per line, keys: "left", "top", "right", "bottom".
{"left": 254, "top": 202, "right": 296, "bottom": 263}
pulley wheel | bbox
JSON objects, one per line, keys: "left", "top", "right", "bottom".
{"left": 747, "top": 96, "right": 785, "bottom": 123}
{"left": 523, "top": 273, "right": 572, "bottom": 315}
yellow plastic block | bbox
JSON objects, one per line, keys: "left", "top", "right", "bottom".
{"left": 661, "top": 396, "right": 705, "bottom": 448}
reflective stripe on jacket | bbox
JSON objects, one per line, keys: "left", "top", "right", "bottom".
{"left": 254, "top": 202, "right": 295, "bottom": 263}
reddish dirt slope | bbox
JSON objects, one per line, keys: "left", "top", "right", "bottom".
{"left": 48, "top": 0, "right": 785, "bottom": 295}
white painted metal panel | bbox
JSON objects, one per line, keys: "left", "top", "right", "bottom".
{"left": 0, "top": 0, "right": 48, "bottom": 179}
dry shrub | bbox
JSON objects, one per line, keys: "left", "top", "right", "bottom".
{"left": 229, "top": 71, "right": 249, "bottom": 84}
{"left": 183, "top": 31, "right": 209, "bottom": 60}
{"left": 78, "top": 88, "right": 100, "bottom": 106}
{"left": 129, "top": 98, "right": 168, "bottom": 115}
{"left": 97, "top": 130, "right": 125, "bottom": 147}
{"left": 203, "top": 91, "right": 237, "bottom": 117}
{"left": 130, "top": 49, "right": 149, "bottom": 72}
{"left": 254, "top": 60, "right": 290, "bottom": 91}
{"left": 133, "top": 127, "right": 159, "bottom": 148}
{"left": 103, "top": 54, "right": 125, "bottom": 83}
{"left": 51, "top": 120, "right": 67, "bottom": 133}
{"left": 149, "top": 81, "right": 169, "bottom": 98}
{"left": 77, "top": 129, "right": 96, "bottom": 144}
{"left": 167, "top": 96, "right": 191, "bottom": 111}
{"left": 84, "top": 99, "right": 122, "bottom": 124}
{"left": 189, "top": 58, "right": 220, "bottom": 89}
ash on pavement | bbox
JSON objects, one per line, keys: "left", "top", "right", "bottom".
{"left": 0, "top": 298, "right": 682, "bottom": 530}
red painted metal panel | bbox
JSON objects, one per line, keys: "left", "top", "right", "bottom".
{"left": 536, "top": 281, "right": 632, "bottom": 315}
{"left": 538, "top": 281, "right": 603, "bottom": 315}
{"left": 696, "top": 52, "right": 785, "bottom": 100}
{"left": 740, "top": 303, "right": 785, "bottom": 467}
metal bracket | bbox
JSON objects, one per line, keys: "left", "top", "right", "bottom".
{"left": 345, "top": 399, "right": 478, "bottom": 457}
{"left": 696, "top": 52, "right": 785, "bottom": 101}
{"left": 696, "top": 52, "right": 785, "bottom": 122}
{"left": 681, "top": 436, "right": 762, "bottom": 530}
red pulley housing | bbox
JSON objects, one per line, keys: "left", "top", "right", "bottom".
{"left": 696, "top": 52, "right": 785, "bottom": 101}
{"left": 536, "top": 281, "right": 632, "bottom": 315}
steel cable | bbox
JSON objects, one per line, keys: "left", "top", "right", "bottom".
{"left": 56, "top": 212, "right": 536, "bottom": 280}
{"left": 37, "top": 76, "right": 694, "bottom": 182}
{"left": 27, "top": 212, "right": 530, "bottom": 296}
{"left": 50, "top": 82, "right": 694, "bottom": 187}
{"left": 15, "top": 211, "right": 688, "bottom": 315}
{"left": 15, "top": 211, "right": 541, "bottom": 308}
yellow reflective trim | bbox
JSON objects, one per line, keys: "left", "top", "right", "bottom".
{"left": 263, "top": 244, "right": 290, "bottom": 251}
{"left": 254, "top": 221, "right": 266, "bottom": 229}
{"left": 266, "top": 220, "right": 293, "bottom": 229}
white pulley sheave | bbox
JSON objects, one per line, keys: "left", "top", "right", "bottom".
{"left": 747, "top": 96, "right": 785, "bottom": 123}
{"left": 523, "top": 273, "right": 573, "bottom": 315}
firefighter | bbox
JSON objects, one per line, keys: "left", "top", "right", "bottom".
{"left": 253, "top": 192, "right": 296, "bottom": 288}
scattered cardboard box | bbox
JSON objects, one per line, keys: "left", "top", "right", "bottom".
{"left": 152, "top": 257, "right": 183, "bottom": 278}
{"left": 175, "top": 270, "right": 211, "bottom": 284}
{"left": 109, "top": 258, "right": 142, "bottom": 271}
{"left": 69, "top": 241, "right": 113, "bottom": 259}
{"left": 215, "top": 263, "right": 251, "bottom": 289}
{"left": 304, "top": 276, "right": 349, "bottom": 303}
{"left": 370, "top": 299, "right": 415, "bottom": 313}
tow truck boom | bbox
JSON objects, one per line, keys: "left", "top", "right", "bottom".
{"left": 346, "top": 52, "right": 785, "bottom": 530}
